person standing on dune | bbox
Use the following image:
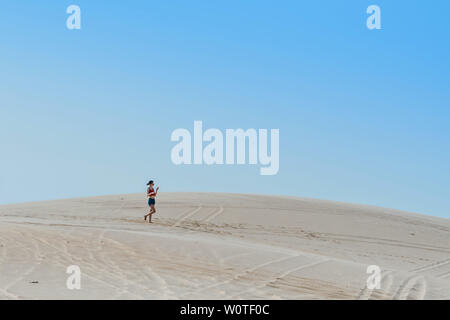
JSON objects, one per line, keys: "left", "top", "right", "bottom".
{"left": 144, "top": 180, "right": 159, "bottom": 223}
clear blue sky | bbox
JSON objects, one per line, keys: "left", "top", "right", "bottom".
{"left": 1, "top": 1, "right": 449, "bottom": 218}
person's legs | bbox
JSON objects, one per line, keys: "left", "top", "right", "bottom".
{"left": 145, "top": 199, "right": 152, "bottom": 220}
{"left": 149, "top": 204, "right": 155, "bottom": 223}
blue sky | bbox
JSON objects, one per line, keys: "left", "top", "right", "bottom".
{"left": 0, "top": 1, "right": 449, "bottom": 218}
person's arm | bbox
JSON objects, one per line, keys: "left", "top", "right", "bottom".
{"left": 155, "top": 187, "right": 159, "bottom": 195}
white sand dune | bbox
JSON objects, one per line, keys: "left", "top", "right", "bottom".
{"left": 0, "top": 192, "right": 449, "bottom": 300}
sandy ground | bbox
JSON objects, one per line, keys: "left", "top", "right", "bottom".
{"left": 0, "top": 192, "right": 449, "bottom": 300}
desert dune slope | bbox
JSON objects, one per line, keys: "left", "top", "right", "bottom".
{"left": 0, "top": 192, "right": 449, "bottom": 299}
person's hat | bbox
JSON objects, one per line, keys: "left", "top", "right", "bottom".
{"left": 147, "top": 180, "right": 154, "bottom": 186}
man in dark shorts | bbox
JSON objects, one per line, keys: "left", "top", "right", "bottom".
{"left": 144, "top": 180, "right": 159, "bottom": 223}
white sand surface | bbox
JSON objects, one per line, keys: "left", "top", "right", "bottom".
{"left": 0, "top": 192, "right": 449, "bottom": 299}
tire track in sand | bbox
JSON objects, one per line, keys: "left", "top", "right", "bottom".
{"left": 170, "top": 205, "right": 203, "bottom": 228}
{"left": 0, "top": 229, "right": 44, "bottom": 300}
{"left": 409, "top": 257, "right": 450, "bottom": 274}
{"left": 28, "top": 229, "right": 145, "bottom": 299}
{"left": 228, "top": 258, "right": 331, "bottom": 299}
{"left": 393, "top": 275, "right": 427, "bottom": 300}
{"left": 180, "top": 254, "right": 302, "bottom": 298}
